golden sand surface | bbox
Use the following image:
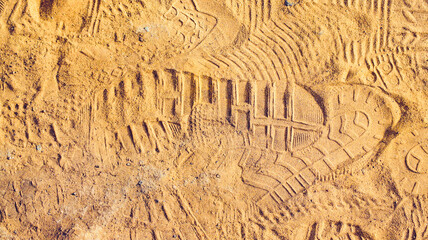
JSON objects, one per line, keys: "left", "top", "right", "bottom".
{"left": 0, "top": 0, "right": 427, "bottom": 239}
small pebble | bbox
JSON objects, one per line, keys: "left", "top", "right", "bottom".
{"left": 126, "top": 163, "right": 131, "bottom": 166}
{"left": 216, "top": 174, "right": 220, "bottom": 178}
{"left": 284, "top": 0, "right": 295, "bottom": 6}
{"left": 138, "top": 180, "right": 143, "bottom": 185}
{"left": 36, "top": 145, "right": 42, "bottom": 151}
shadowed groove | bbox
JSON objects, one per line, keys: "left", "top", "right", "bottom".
{"left": 0, "top": 0, "right": 5, "bottom": 15}
{"left": 250, "top": 0, "right": 256, "bottom": 32}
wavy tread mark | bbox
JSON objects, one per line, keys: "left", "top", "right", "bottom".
{"left": 207, "top": 54, "right": 230, "bottom": 70}
{"left": 289, "top": 3, "right": 330, "bottom": 48}
{"left": 251, "top": 33, "right": 286, "bottom": 81}
{"left": 208, "top": 0, "right": 391, "bottom": 83}
{"left": 232, "top": 50, "right": 266, "bottom": 81}
{"left": 252, "top": 29, "right": 288, "bottom": 81}
{"left": 279, "top": 17, "right": 318, "bottom": 62}
{"left": 266, "top": 22, "right": 307, "bottom": 81}
{"left": 247, "top": 40, "right": 280, "bottom": 83}
{"left": 272, "top": 19, "right": 311, "bottom": 61}
{"left": 296, "top": 3, "right": 341, "bottom": 46}
{"left": 210, "top": 54, "right": 250, "bottom": 80}
{"left": 260, "top": 24, "right": 304, "bottom": 82}
{"left": 306, "top": 2, "right": 345, "bottom": 21}
{"left": 241, "top": 44, "right": 274, "bottom": 82}
{"left": 211, "top": 52, "right": 245, "bottom": 81}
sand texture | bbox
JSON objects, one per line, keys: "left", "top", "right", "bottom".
{"left": 0, "top": 0, "right": 427, "bottom": 239}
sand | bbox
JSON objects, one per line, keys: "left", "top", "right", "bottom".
{"left": 0, "top": 0, "right": 427, "bottom": 239}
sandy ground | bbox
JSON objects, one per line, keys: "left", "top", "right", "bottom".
{"left": 0, "top": 0, "right": 427, "bottom": 239}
